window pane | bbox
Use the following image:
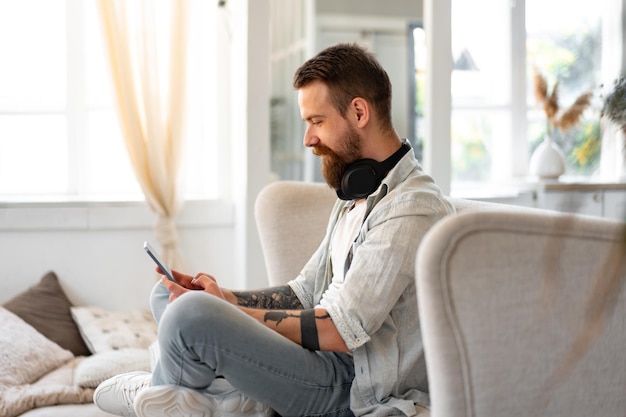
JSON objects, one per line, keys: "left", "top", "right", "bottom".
{"left": 0, "top": 115, "right": 68, "bottom": 194}
{"left": 526, "top": 0, "right": 602, "bottom": 104}
{"left": 87, "top": 111, "right": 142, "bottom": 196}
{"left": 526, "top": 0, "right": 602, "bottom": 176}
{"left": 451, "top": 0, "right": 512, "bottom": 188}
{"left": 411, "top": 25, "right": 426, "bottom": 161}
{"left": 85, "top": 0, "right": 114, "bottom": 108}
{"left": 183, "top": 0, "right": 220, "bottom": 199}
{"left": 0, "top": 0, "right": 66, "bottom": 111}
{"left": 451, "top": 109, "right": 511, "bottom": 184}
{"left": 451, "top": 0, "right": 511, "bottom": 107}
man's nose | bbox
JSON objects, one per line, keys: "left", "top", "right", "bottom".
{"left": 303, "top": 127, "right": 319, "bottom": 148}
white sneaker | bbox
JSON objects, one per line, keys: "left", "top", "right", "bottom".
{"left": 207, "top": 379, "right": 274, "bottom": 417}
{"left": 134, "top": 379, "right": 274, "bottom": 417}
{"left": 94, "top": 371, "right": 153, "bottom": 417}
{"left": 133, "top": 384, "right": 216, "bottom": 417}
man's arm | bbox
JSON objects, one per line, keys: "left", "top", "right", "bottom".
{"left": 222, "top": 286, "right": 347, "bottom": 352}
{"left": 225, "top": 286, "right": 347, "bottom": 352}
{"left": 162, "top": 274, "right": 349, "bottom": 352}
{"left": 243, "top": 306, "right": 349, "bottom": 352}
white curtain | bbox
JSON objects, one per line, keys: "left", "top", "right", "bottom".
{"left": 97, "top": 0, "right": 188, "bottom": 271}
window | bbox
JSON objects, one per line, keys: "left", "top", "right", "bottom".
{"left": 0, "top": 0, "right": 219, "bottom": 201}
{"left": 525, "top": 0, "right": 603, "bottom": 176}
{"left": 446, "top": 0, "right": 615, "bottom": 192}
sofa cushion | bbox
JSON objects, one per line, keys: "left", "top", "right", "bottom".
{"left": 71, "top": 306, "right": 157, "bottom": 353}
{"left": 0, "top": 307, "right": 74, "bottom": 386}
{"left": 3, "top": 271, "right": 91, "bottom": 356}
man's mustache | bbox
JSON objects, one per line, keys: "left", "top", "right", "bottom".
{"left": 312, "top": 145, "right": 334, "bottom": 157}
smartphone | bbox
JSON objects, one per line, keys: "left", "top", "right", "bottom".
{"left": 143, "top": 241, "right": 175, "bottom": 281}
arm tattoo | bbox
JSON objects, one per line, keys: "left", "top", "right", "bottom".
{"left": 263, "top": 311, "right": 299, "bottom": 326}
{"left": 262, "top": 309, "right": 331, "bottom": 351}
{"left": 232, "top": 285, "right": 303, "bottom": 310}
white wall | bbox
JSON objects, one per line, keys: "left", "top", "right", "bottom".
{"left": 0, "top": 200, "right": 237, "bottom": 310}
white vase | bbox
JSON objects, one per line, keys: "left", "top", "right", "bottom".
{"left": 529, "top": 135, "right": 566, "bottom": 180}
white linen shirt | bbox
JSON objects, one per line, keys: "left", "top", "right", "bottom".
{"left": 289, "top": 140, "right": 455, "bottom": 416}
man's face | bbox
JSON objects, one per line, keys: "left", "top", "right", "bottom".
{"left": 298, "top": 82, "right": 362, "bottom": 190}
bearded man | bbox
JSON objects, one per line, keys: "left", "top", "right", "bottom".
{"left": 94, "top": 42, "right": 454, "bottom": 417}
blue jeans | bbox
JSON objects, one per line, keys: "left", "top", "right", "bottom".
{"left": 149, "top": 283, "right": 355, "bottom": 417}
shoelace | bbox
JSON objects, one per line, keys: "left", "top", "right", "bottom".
{"left": 118, "top": 377, "right": 151, "bottom": 413}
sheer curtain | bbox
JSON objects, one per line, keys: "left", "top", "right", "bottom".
{"left": 97, "top": 0, "right": 188, "bottom": 270}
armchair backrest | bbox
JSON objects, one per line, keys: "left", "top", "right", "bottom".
{"left": 255, "top": 181, "right": 337, "bottom": 286}
{"left": 416, "top": 209, "right": 626, "bottom": 416}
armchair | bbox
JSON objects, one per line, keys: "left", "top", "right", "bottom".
{"left": 416, "top": 210, "right": 626, "bottom": 416}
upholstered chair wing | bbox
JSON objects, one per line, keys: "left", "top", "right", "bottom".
{"left": 255, "top": 181, "right": 337, "bottom": 286}
{"left": 416, "top": 210, "right": 626, "bottom": 417}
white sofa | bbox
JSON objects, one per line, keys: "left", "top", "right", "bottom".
{"left": 3, "top": 180, "right": 625, "bottom": 416}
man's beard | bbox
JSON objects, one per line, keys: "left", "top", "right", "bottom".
{"left": 313, "top": 125, "right": 362, "bottom": 190}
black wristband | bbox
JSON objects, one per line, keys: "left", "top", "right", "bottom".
{"left": 300, "top": 309, "right": 320, "bottom": 351}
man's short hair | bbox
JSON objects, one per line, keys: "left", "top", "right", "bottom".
{"left": 293, "top": 43, "right": 394, "bottom": 132}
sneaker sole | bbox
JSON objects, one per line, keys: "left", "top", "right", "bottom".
{"left": 213, "top": 394, "right": 274, "bottom": 417}
{"left": 134, "top": 385, "right": 217, "bottom": 417}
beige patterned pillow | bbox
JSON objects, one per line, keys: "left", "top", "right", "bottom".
{"left": 70, "top": 306, "right": 157, "bottom": 354}
{"left": 0, "top": 307, "right": 73, "bottom": 386}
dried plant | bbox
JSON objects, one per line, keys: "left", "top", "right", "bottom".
{"left": 532, "top": 67, "right": 593, "bottom": 134}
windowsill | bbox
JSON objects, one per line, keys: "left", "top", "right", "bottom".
{"left": 450, "top": 179, "right": 538, "bottom": 202}
{"left": 451, "top": 176, "right": 626, "bottom": 204}
{"left": 0, "top": 199, "right": 234, "bottom": 231}
{"left": 535, "top": 176, "right": 626, "bottom": 191}
{"left": 0, "top": 194, "right": 146, "bottom": 204}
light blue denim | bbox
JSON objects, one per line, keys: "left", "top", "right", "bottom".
{"left": 149, "top": 282, "right": 355, "bottom": 417}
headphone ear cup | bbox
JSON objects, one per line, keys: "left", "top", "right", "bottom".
{"left": 340, "top": 159, "right": 381, "bottom": 200}
{"left": 336, "top": 142, "right": 411, "bottom": 200}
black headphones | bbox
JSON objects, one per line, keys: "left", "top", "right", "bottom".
{"left": 336, "top": 142, "right": 411, "bottom": 200}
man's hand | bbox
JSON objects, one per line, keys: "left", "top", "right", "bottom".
{"left": 158, "top": 268, "right": 230, "bottom": 302}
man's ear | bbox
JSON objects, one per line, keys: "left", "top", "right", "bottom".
{"left": 350, "top": 97, "right": 370, "bottom": 128}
